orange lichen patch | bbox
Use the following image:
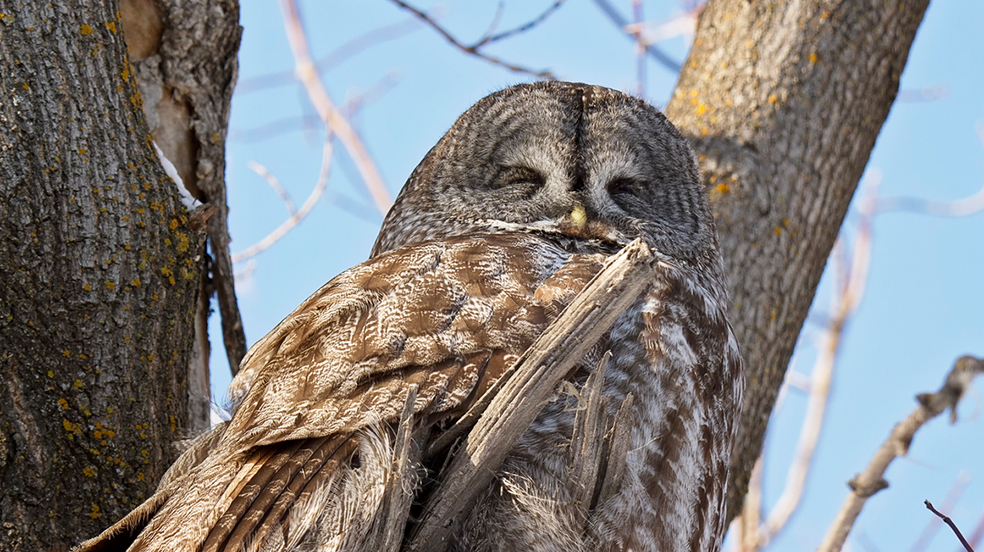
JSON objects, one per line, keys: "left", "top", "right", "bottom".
{"left": 105, "top": 21, "right": 117, "bottom": 34}
{"left": 83, "top": 466, "right": 96, "bottom": 477}
{"left": 768, "top": 94, "right": 779, "bottom": 105}
{"left": 809, "top": 52, "right": 818, "bottom": 65}
{"left": 83, "top": 283, "right": 91, "bottom": 291}
{"left": 773, "top": 226, "right": 783, "bottom": 236}
{"left": 89, "top": 504, "right": 102, "bottom": 520}
{"left": 58, "top": 398, "right": 69, "bottom": 410}
{"left": 105, "top": 280, "right": 115, "bottom": 290}
{"left": 73, "top": 379, "right": 84, "bottom": 389}
{"left": 80, "top": 24, "right": 93, "bottom": 35}
{"left": 696, "top": 103, "right": 707, "bottom": 116}
{"left": 715, "top": 183, "right": 730, "bottom": 195}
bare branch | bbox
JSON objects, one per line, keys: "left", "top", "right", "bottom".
{"left": 237, "top": 18, "right": 420, "bottom": 95}
{"left": 816, "top": 355, "right": 984, "bottom": 552}
{"left": 876, "top": 125, "right": 984, "bottom": 217}
{"left": 479, "top": 0, "right": 568, "bottom": 46}
{"left": 589, "top": 0, "right": 681, "bottom": 71}
{"left": 247, "top": 161, "right": 297, "bottom": 216}
{"left": 408, "top": 240, "right": 657, "bottom": 552}
{"left": 911, "top": 474, "right": 971, "bottom": 552}
{"left": 896, "top": 85, "right": 948, "bottom": 102}
{"left": 231, "top": 137, "right": 334, "bottom": 263}
{"left": 280, "top": 0, "right": 393, "bottom": 215}
{"left": 925, "top": 500, "right": 975, "bottom": 552}
{"left": 387, "top": 0, "right": 556, "bottom": 79}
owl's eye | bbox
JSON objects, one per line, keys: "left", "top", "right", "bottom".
{"left": 607, "top": 177, "right": 645, "bottom": 209}
{"left": 492, "top": 166, "right": 546, "bottom": 191}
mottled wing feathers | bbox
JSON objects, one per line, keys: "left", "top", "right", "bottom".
{"left": 226, "top": 234, "right": 604, "bottom": 450}
{"left": 81, "top": 233, "right": 605, "bottom": 552}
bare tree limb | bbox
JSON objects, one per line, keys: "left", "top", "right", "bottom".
{"left": 280, "top": 0, "right": 393, "bottom": 215}
{"left": 232, "top": 137, "right": 334, "bottom": 263}
{"left": 875, "top": 126, "right": 984, "bottom": 217}
{"left": 387, "top": 0, "right": 556, "bottom": 79}
{"left": 408, "top": 239, "right": 657, "bottom": 552}
{"left": 925, "top": 500, "right": 975, "bottom": 552}
{"left": 911, "top": 474, "right": 972, "bottom": 552}
{"left": 237, "top": 18, "right": 420, "bottom": 94}
{"left": 589, "top": 0, "right": 681, "bottom": 72}
{"left": 478, "top": 0, "right": 567, "bottom": 46}
{"left": 247, "top": 161, "right": 297, "bottom": 216}
{"left": 817, "top": 355, "right": 984, "bottom": 552}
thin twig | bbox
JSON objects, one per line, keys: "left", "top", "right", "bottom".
{"left": 910, "top": 474, "right": 972, "bottom": 552}
{"left": 926, "top": 500, "right": 975, "bottom": 552}
{"left": 237, "top": 18, "right": 420, "bottom": 94}
{"left": 280, "top": 0, "right": 392, "bottom": 215}
{"left": 408, "top": 239, "right": 657, "bottom": 552}
{"left": 479, "top": 0, "right": 568, "bottom": 46}
{"left": 231, "top": 136, "right": 334, "bottom": 263}
{"left": 876, "top": 125, "right": 984, "bottom": 217}
{"left": 756, "top": 173, "right": 880, "bottom": 547}
{"left": 247, "top": 161, "right": 296, "bottom": 216}
{"left": 231, "top": 72, "right": 399, "bottom": 144}
{"left": 388, "top": 0, "right": 556, "bottom": 79}
{"left": 590, "top": 0, "right": 681, "bottom": 71}
{"left": 631, "top": 0, "right": 645, "bottom": 97}
{"left": 816, "top": 355, "right": 984, "bottom": 552}
{"left": 969, "top": 508, "right": 984, "bottom": 551}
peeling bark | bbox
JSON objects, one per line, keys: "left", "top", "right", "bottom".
{"left": 665, "top": 0, "right": 930, "bottom": 518}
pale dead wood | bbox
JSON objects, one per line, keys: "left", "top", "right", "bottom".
{"left": 569, "top": 352, "right": 612, "bottom": 514}
{"left": 279, "top": 0, "right": 393, "bottom": 215}
{"left": 371, "top": 385, "right": 419, "bottom": 552}
{"left": 407, "top": 239, "right": 657, "bottom": 552}
{"left": 817, "top": 355, "right": 984, "bottom": 552}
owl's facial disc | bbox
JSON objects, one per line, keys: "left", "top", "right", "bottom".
{"left": 373, "top": 82, "right": 719, "bottom": 266}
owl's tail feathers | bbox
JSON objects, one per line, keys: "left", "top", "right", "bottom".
{"left": 201, "top": 434, "right": 358, "bottom": 552}
{"left": 73, "top": 423, "right": 229, "bottom": 552}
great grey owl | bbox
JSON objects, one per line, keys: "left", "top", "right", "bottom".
{"left": 78, "top": 82, "right": 743, "bottom": 552}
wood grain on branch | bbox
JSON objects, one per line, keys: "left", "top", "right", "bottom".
{"left": 666, "top": 0, "right": 932, "bottom": 518}
{"left": 816, "top": 356, "right": 984, "bottom": 552}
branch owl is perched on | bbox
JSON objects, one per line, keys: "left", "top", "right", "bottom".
{"left": 79, "top": 82, "right": 742, "bottom": 552}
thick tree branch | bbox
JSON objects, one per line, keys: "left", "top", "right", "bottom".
{"left": 817, "top": 356, "right": 984, "bottom": 552}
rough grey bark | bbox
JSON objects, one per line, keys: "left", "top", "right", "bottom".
{"left": 664, "top": 0, "right": 931, "bottom": 518}
{"left": 121, "top": 0, "right": 244, "bottom": 409}
{"left": 0, "top": 2, "right": 202, "bottom": 550}
{"left": 0, "top": 0, "right": 241, "bottom": 550}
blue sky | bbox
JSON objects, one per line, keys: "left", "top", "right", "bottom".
{"left": 210, "top": 1, "right": 984, "bottom": 549}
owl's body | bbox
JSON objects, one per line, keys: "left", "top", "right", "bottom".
{"left": 79, "top": 83, "right": 742, "bottom": 552}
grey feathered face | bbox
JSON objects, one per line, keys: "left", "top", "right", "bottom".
{"left": 372, "top": 82, "right": 718, "bottom": 265}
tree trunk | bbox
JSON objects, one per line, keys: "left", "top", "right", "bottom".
{"left": 0, "top": 0, "right": 238, "bottom": 549}
{"left": 664, "top": 0, "right": 930, "bottom": 518}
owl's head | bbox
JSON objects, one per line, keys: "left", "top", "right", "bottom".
{"left": 372, "top": 82, "right": 719, "bottom": 266}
